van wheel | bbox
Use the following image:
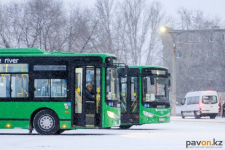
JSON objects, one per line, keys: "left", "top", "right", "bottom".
{"left": 181, "top": 112, "right": 185, "bottom": 119}
{"left": 33, "top": 109, "right": 59, "bottom": 135}
{"left": 194, "top": 112, "right": 200, "bottom": 119}
{"left": 210, "top": 115, "right": 216, "bottom": 119}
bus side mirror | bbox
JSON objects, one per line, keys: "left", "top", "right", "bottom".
{"left": 118, "top": 68, "right": 126, "bottom": 77}
{"left": 169, "top": 79, "right": 171, "bottom": 87}
{"left": 125, "top": 65, "right": 128, "bottom": 75}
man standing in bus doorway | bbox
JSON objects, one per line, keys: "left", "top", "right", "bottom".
{"left": 222, "top": 102, "right": 225, "bottom": 118}
{"left": 85, "top": 83, "right": 95, "bottom": 101}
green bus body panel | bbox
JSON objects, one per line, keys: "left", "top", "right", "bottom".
{"left": 103, "top": 105, "right": 121, "bottom": 127}
{"left": 101, "top": 67, "right": 121, "bottom": 128}
{"left": 0, "top": 121, "right": 29, "bottom": 129}
{"left": 0, "top": 102, "right": 71, "bottom": 129}
{"left": 125, "top": 65, "right": 170, "bottom": 125}
{"left": 0, "top": 48, "right": 120, "bottom": 130}
{"left": 139, "top": 107, "right": 171, "bottom": 124}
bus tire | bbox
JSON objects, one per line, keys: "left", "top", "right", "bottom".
{"left": 181, "top": 111, "right": 185, "bottom": 119}
{"left": 119, "top": 125, "right": 132, "bottom": 129}
{"left": 33, "top": 109, "right": 59, "bottom": 135}
{"left": 55, "top": 129, "right": 66, "bottom": 134}
{"left": 194, "top": 112, "right": 200, "bottom": 119}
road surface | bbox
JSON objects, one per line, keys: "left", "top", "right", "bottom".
{"left": 0, "top": 116, "right": 224, "bottom": 150}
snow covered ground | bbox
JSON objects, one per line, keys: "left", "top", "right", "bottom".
{"left": 0, "top": 116, "right": 224, "bottom": 150}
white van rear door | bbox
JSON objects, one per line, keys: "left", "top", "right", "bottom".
{"left": 202, "top": 95, "right": 218, "bottom": 113}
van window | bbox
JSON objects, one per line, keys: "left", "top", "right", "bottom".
{"left": 202, "top": 95, "right": 217, "bottom": 104}
{"left": 186, "top": 96, "right": 200, "bottom": 105}
{"left": 191, "top": 97, "right": 195, "bottom": 104}
{"left": 194, "top": 96, "right": 200, "bottom": 104}
{"left": 187, "top": 97, "right": 191, "bottom": 105}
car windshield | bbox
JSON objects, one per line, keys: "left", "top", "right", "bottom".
{"left": 142, "top": 77, "right": 168, "bottom": 102}
{"left": 202, "top": 95, "right": 217, "bottom": 104}
{"left": 106, "top": 68, "right": 119, "bottom": 101}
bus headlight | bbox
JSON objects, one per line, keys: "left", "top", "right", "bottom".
{"left": 143, "top": 111, "right": 154, "bottom": 117}
{"left": 166, "top": 113, "right": 170, "bottom": 117}
{"left": 107, "top": 111, "right": 116, "bottom": 119}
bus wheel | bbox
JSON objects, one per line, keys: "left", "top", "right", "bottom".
{"left": 194, "top": 112, "right": 200, "bottom": 119}
{"left": 119, "top": 125, "right": 132, "bottom": 129}
{"left": 210, "top": 115, "right": 216, "bottom": 119}
{"left": 33, "top": 109, "right": 59, "bottom": 135}
{"left": 181, "top": 111, "right": 185, "bottom": 119}
{"left": 55, "top": 129, "right": 66, "bottom": 134}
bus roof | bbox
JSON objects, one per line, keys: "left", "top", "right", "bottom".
{"left": 0, "top": 48, "right": 116, "bottom": 58}
{"left": 129, "top": 65, "right": 167, "bottom": 70}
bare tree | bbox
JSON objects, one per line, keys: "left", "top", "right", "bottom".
{"left": 177, "top": 8, "right": 222, "bottom": 30}
{"left": 24, "top": 0, "right": 66, "bottom": 51}
{"left": 66, "top": 5, "right": 99, "bottom": 53}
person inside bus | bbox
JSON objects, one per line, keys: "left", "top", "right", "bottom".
{"left": 85, "top": 83, "right": 95, "bottom": 101}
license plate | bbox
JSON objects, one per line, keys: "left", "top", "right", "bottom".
{"left": 159, "top": 118, "right": 165, "bottom": 122}
{"left": 157, "top": 105, "right": 165, "bottom": 108}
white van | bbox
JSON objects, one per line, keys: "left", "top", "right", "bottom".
{"left": 180, "top": 91, "right": 219, "bottom": 119}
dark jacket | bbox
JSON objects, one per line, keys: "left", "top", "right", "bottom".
{"left": 85, "top": 89, "right": 95, "bottom": 101}
{"left": 223, "top": 103, "right": 225, "bottom": 111}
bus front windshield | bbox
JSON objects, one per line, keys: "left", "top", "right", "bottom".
{"left": 142, "top": 76, "right": 168, "bottom": 102}
{"left": 106, "top": 68, "right": 119, "bottom": 101}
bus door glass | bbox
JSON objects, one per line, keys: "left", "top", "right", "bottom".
{"left": 130, "top": 76, "right": 139, "bottom": 123}
{"left": 120, "top": 77, "right": 127, "bottom": 113}
{"left": 85, "top": 66, "right": 96, "bottom": 126}
{"left": 95, "top": 68, "right": 101, "bottom": 126}
{"left": 74, "top": 67, "right": 85, "bottom": 126}
{"left": 74, "top": 66, "right": 101, "bottom": 127}
{"left": 131, "top": 77, "right": 138, "bottom": 114}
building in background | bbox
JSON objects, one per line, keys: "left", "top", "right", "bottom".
{"left": 161, "top": 27, "right": 225, "bottom": 104}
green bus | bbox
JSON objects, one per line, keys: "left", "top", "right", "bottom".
{"left": 0, "top": 48, "right": 121, "bottom": 134}
{"left": 118, "top": 66, "right": 171, "bottom": 129}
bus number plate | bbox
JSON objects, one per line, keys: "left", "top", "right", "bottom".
{"left": 157, "top": 105, "right": 165, "bottom": 108}
{"left": 159, "top": 118, "right": 165, "bottom": 122}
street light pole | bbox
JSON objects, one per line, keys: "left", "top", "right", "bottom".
{"left": 172, "top": 42, "right": 176, "bottom": 116}
{"left": 160, "top": 26, "right": 185, "bottom": 116}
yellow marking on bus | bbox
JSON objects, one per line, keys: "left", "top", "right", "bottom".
{"left": 6, "top": 64, "right": 8, "bottom": 72}
{"left": 65, "top": 111, "right": 69, "bottom": 113}
{"left": 17, "top": 87, "right": 24, "bottom": 97}
{"left": 132, "top": 103, "right": 138, "bottom": 113}
{"left": 120, "top": 100, "right": 127, "bottom": 112}
{"left": 75, "top": 90, "right": 82, "bottom": 113}
{"left": 131, "top": 96, "right": 138, "bottom": 107}
{"left": 6, "top": 124, "right": 11, "bottom": 128}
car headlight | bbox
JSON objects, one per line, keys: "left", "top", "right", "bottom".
{"left": 107, "top": 111, "right": 116, "bottom": 119}
{"left": 143, "top": 111, "right": 154, "bottom": 117}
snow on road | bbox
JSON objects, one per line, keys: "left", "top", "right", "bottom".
{"left": 0, "top": 117, "right": 224, "bottom": 150}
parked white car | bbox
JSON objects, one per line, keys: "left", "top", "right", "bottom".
{"left": 180, "top": 91, "right": 219, "bottom": 119}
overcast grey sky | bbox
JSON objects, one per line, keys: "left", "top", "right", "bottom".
{"left": 63, "top": 0, "right": 225, "bottom": 19}
{"left": 2, "top": 0, "right": 225, "bottom": 21}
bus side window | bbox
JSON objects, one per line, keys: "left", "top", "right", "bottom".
{"left": 34, "top": 79, "right": 50, "bottom": 97}
{"left": 0, "top": 74, "right": 10, "bottom": 98}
